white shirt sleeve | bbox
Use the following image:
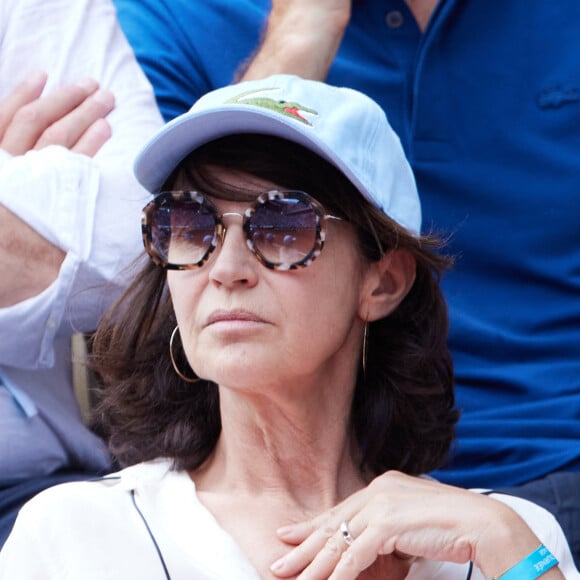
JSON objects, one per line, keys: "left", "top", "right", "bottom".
{"left": 0, "top": 0, "right": 163, "bottom": 368}
{"left": 464, "top": 492, "right": 580, "bottom": 580}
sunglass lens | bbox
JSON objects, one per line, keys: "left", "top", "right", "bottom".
{"left": 150, "top": 199, "right": 216, "bottom": 266}
{"left": 249, "top": 196, "right": 318, "bottom": 267}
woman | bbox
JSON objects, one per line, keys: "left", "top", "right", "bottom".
{"left": 0, "top": 75, "right": 577, "bottom": 579}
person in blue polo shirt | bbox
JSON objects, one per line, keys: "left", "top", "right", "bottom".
{"left": 113, "top": 0, "right": 580, "bottom": 564}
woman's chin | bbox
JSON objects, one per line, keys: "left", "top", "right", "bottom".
{"left": 192, "top": 339, "right": 311, "bottom": 391}
{"left": 197, "top": 353, "right": 277, "bottom": 388}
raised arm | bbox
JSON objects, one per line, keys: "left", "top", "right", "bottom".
{"left": 0, "top": 0, "right": 162, "bottom": 369}
{"left": 238, "top": 0, "right": 351, "bottom": 82}
{"left": 0, "top": 72, "right": 113, "bottom": 306}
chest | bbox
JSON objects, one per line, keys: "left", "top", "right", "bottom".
{"left": 198, "top": 494, "right": 411, "bottom": 580}
{"left": 404, "top": 0, "right": 439, "bottom": 31}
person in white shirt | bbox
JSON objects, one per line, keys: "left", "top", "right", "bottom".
{"left": 2, "top": 75, "right": 577, "bottom": 580}
{"left": 0, "top": 0, "right": 162, "bottom": 546}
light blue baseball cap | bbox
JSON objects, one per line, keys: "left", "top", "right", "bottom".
{"left": 134, "top": 74, "right": 421, "bottom": 234}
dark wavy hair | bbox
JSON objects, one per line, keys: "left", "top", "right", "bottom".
{"left": 90, "top": 134, "right": 458, "bottom": 477}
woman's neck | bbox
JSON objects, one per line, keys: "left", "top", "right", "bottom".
{"left": 193, "top": 390, "right": 366, "bottom": 512}
{"left": 188, "top": 387, "right": 401, "bottom": 579}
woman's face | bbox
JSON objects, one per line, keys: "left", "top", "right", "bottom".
{"left": 167, "top": 168, "right": 370, "bottom": 398}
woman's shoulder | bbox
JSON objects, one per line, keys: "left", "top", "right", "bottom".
{"left": 0, "top": 459, "right": 187, "bottom": 579}
{"left": 15, "top": 459, "right": 178, "bottom": 525}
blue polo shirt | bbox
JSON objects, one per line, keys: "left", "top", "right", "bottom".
{"left": 114, "top": 0, "right": 580, "bottom": 488}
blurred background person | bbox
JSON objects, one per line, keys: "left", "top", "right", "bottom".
{"left": 0, "top": 0, "right": 162, "bottom": 546}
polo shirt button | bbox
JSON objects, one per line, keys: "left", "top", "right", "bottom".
{"left": 385, "top": 10, "right": 404, "bottom": 28}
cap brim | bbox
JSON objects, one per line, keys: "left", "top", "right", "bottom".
{"left": 135, "top": 106, "right": 374, "bottom": 206}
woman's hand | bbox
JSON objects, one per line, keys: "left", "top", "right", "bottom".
{"left": 270, "top": 471, "right": 553, "bottom": 579}
{"left": 0, "top": 70, "right": 114, "bottom": 157}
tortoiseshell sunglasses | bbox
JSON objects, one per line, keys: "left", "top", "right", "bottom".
{"left": 141, "top": 190, "right": 343, "bottom": 271}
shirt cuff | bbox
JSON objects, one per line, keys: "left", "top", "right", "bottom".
{"left": 0, "top": 253, "right": 78, "bottom": 368}
{"left": 0, "top": 145, "right": 98, "bottom": 257}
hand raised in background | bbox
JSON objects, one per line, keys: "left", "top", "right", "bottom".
{"left": 0, "top": 70, "right": 115, "bottom": 306}
{"left": 0, "top": 70, "right": 114, "bottom": 157}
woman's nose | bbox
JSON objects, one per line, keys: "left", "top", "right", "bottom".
{"left": 208, "top": 213, "right": 259, "bottom": 287}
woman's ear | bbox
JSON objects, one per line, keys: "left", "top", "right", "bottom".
{"left": 360, "top": 249, "right": 416, "bottom": 321}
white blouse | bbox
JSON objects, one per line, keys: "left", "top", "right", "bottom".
{"left": 0, "top": 459, "right": 578, "bottom": 579}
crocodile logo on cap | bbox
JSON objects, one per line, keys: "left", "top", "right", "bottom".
{"left": 226, "top": 88, "right": 318, "bottom": 125}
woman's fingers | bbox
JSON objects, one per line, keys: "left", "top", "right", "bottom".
{"left": 272, "top": 492, "right": 369, "bottom": 576}
{"left": 277, "top": 520, "right": 318, "bottom": 545}
{"left": 272, "top": 534, "right": 346, "bottom": 578}
{"left": 327, "top": 523, "right": 415, "bottom": 580}
{"left": 0, "top": 77, "right": 114, "bottom": 156}
{"left": 274, "top": 517, "right": 413, "bottom": 580}
{"left": 273, "top": 506, "right": 365, "bottom": 577}
{"left": 299, "top": 532, "right": 350, "bottom": 579}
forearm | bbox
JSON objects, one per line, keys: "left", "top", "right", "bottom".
{"left": 0, "top": 205, "right": 64, "bottom": 306}
{"left": 238, "top": 0, "right": 351, "bottom": 82}
{"left": 0, "top": 0, "right": 161, "bottom": 322}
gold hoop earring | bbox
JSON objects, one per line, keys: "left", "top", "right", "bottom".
{"left": 169, "top": 326, "right": 200, "bottom": 383}
{"left": 362, "top": 322, "right": 369, "bottom": 378}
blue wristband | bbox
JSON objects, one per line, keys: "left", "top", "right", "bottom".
{"left": 490, "top": 545, "right": 559, "bottom": 580}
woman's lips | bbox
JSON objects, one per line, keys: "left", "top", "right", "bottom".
{"left": 205, "top": 309, "right": 266, "bottom": 327}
